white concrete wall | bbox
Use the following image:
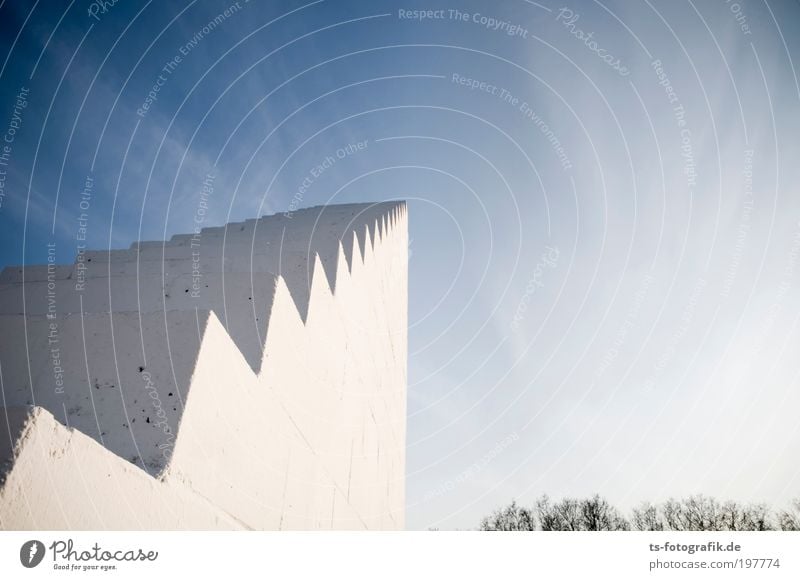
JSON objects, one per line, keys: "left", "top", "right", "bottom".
{"left": 0, "top": 202, "right": 407, "bottom": 530}
{"left": 0, "top": 406, "right": 247, "bottom": 530}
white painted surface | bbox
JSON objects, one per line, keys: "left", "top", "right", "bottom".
{"left": 0, "top": 202, "right": 407, "bottom": 530}
{"left": 0, "top": 406, "right": 247, "bottom": 530}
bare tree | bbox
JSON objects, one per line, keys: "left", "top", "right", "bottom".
{"left": 536, "top": 495, "right": 559, "bottom": 531}
{"left": 632, "top": 501, "right": 664, "bottom": 531}
{"left": 662, "top": 495, "right": 726, "bottom": 531}
{"left": 479, "top": 495, "right": 799, "bottom": 531}
{"left": 720, "top": 501, "right": 773, "bottom": 531}
{"left": 660, "top": 498, "right": 684, "bottom": 531}
{"left": 536, "top": 494, "right": 629, "bottom": 530}
{"left": 479, "top": 500, "right": 536, "bottom": 531}
{"left": 536, "top": 495, "right": 583, "bottom": 530}
{"left": 581, "top": 494, "right": 630, "bottom": 530}
{"left": 778, "top": 498, "right": 800, "bottom": 531}
{"left": 553, "top": 497, "right": 583, "bottom": 530}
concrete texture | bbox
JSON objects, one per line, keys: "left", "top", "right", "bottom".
{"left": 0, "top": 202, "right": 407, "bottom": 530}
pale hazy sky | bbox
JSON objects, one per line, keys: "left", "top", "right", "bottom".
{"left": 1, "top": 0, "right": 799, "bottom": 530}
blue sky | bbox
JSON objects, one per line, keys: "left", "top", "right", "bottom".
{"left": 1, "top": 0, "right": 799, "bottom": 530}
